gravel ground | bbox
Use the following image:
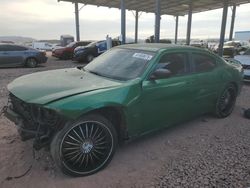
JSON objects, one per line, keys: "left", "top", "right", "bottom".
{"left": 0, "top": 53, "right": 250, "bottom": 188}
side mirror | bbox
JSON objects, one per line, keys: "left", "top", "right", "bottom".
{"left": 150, "top": 68, "right": 172, "bottom": 80}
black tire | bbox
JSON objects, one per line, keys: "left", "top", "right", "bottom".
{"left": 215, "top": 84, "right": 237, "bottom": 118}
{"left": 50, "top": 114, "right": 118, "bottom": 177}
{"left": 26, "top": 58, "right": 37, "bottom": 68}
{"left": 86, "top": 54, "right": 94, "bottom": 62}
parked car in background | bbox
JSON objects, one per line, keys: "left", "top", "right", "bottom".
{"left": 60, "top": 35, "right": 74, "bottom": 47}
{"left": 224, "top": 40, "right": 250, "bottom": 52}
{"left": 0, "top": 43, "right": 47, "bottom": 68}
{"left": 5, "top": 44, "right": 243, "bottom": 177}
{"left": 145, "top": 35, "right": 172, "bottom": 44}
{"left": 73, "top": 40, "right": 121, "bottom": 63}
{"left": 32, "top": 42, "right": 53, "bottom": 51}
{"left": 212, "top": 41, "right": 249, "bottom": 58}
{"left": 234, "top": 48, "right": 250, "bottom": 81}
{"left": 190, "top": 40, "right": 208, "bottom": 48}
{"left": 223, "top": 46, "right": 236, "bottom": 58}
{"left": 52, "top": 41, "right": 91, "bottom": 60}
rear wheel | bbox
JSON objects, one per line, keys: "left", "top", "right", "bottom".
{"left": 26, "top": 58, "right": 37, "bottom": 68}
{"left": 50, "top": 114, "right": 117, "bottom": 176}
{"left": 215, "top": 84, "right": 237, "bottom": 118}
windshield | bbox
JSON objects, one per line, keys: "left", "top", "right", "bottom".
{"left": 84, "top": 48, "right": 155, "bottom": 81}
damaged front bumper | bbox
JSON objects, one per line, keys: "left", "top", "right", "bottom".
{"left": 4, "top": 105, "right": 39, "bottom": 141}
{"left": 4, "top": 94, "right": 65, "bottom": 149}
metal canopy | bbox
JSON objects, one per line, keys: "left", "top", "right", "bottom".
{"left": 59, "top": 0, "right": 250, "bottom": 16}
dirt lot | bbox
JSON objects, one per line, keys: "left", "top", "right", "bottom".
{"left": 0, "top": 53, "right": 250, "bottom": 188}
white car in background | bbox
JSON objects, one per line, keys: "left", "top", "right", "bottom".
{"left": 32, "top": 42, "right": 53, "bottom": 51}
{"left": 234, "top": 48, "right": 250, "bottom": 81}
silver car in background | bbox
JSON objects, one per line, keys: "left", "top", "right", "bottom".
{"left": 234, "top": 48, "right": 250, "bottom": 81}
{"left": 0, "top": 44, "right": 47, "bottom": 68}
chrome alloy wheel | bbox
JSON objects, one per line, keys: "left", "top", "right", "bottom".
{"left": 60, "top": 121, "right": 114, "bottom": 175}
{"left": 217, "top": 85, "right": 236, "bottom": 117}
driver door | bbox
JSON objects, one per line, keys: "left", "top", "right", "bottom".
{"left": 138, "top": 51, "right": 199, "bottom": 134}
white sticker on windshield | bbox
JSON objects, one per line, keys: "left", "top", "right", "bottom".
{"left": 133, "top": 53, "right": 153, "bottom": 61}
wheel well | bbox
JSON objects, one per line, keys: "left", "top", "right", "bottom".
{"left": 88, "top": 107, "right": 128, "bottom": 143}
{"left": 25, "top": 57, "right": 37, "bottom": 63}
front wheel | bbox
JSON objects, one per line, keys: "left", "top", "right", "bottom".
{"left": 26, "top": 58, "right": 37, "bottom": 68}
{"left": 50, "top": 114, "right": 118, "bottom": 177}
{"left": 215, "top": 84, "right": 237, "bottom": 118}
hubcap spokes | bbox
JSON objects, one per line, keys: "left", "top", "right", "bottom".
{"left": 219, "top": 89, "right": 235, "bottom": 114}
{"left": 61, "top": 122, "right": 112, "bottom": 174}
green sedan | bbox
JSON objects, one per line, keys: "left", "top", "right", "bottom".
{"left": 5, "top": 44, "right": 243, "bottom": 176}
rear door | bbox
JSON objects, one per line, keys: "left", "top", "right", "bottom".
{"left": 0, "top": 45, "right": 9, "bottom": 66}
{"left": 190, "top": 52, "right": 220, "bottom": 113}
{"left": 0, "top": 45, "right": 26, "bottom": 66}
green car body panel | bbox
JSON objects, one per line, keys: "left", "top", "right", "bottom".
{"left": 7, "top": 44, "right": 243, "bottom": 138}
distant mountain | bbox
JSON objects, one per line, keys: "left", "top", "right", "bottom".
{"left": 0, "top": 36, "right": 36, "bottom": 44}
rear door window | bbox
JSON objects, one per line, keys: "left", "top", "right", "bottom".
{"left": 192, "top": 53, "right": 216, "bottom": 73}
{"left": 1, "top": 45, "right": 27, "bottom": 51}
{"left": 12, "top": 46, "right": 28, "bottom": 51}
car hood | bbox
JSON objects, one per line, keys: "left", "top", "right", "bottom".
{"left": 8, "top": 68, "right": 122, "bottom": 105}
{"left": 54, "top": 47, "right": 69, "bottom": 51}
{"left": 74, "top": 46, "right": 86, "bottom": 53}
{"left": 75, "top": 46, "right": 86, "bottom": 51}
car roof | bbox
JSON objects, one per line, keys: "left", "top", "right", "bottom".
{"left": 0, "top": 43, "right": 26, "bottom": 47}
{"left": 0, "top": 43, "right": 34, "bottom": 50}
{"left": 118, "top": 43, "right": 206, "bottom": 53}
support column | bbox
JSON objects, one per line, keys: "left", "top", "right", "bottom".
{"left": 186, "top": 1, "right": 193, "bottom": 45}
{"left": 75, "top": 3, "right": 80, "bottom": 41}
{"left": 218, "top": 0, "right": 229, "bottom": 57}
{"left": 175, "top": 16, "right": 179, "bottom": 44}
{"left": 121, "top": 0, "right": 126, "bottom": 44}
{"left": 155, "top": 0, "right": 161, "bottom": 43}
{"left": 229, "top": 4, "right": 236, "bottom": 41}
{"left": 135, "top": 10, "right": 139, "bottom": 43}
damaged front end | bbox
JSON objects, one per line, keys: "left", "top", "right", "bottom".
{"left": 5, "top": 93, "right": 65, "bottom": 150}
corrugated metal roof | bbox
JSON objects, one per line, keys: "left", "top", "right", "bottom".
{"left": 59, "top": 0, "right": 250, "bottom": 16}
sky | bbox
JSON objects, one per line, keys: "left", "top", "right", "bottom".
{"left": 0, "top": 0, "right": 250, "bottom": 41}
